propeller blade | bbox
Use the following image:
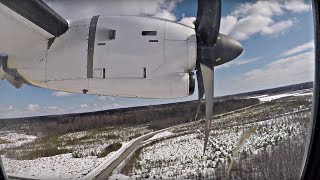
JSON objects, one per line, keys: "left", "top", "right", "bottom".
{"left": 200, "top": 63, "right": 214, "bottom": 155}
{"left": 195, "top": 0, "right": 221, "bottom": 154}
{"left": 196, "top": 61, "right": 205, "bottom": 100}
{"left": 195, "top": 0, "right": 221, "bottom": 47}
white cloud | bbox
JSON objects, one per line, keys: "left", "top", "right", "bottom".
{"left": 260, "top": 20, "right": 294, "bottom": 35}
{"left": 217, "top": 57, "right": 261, "bottom": 69}
{"left": 220, "top": 16, "right": 238, "bottom": 35}
{"left": 179, "top": 17, "right": 196, "bottom": 28}
{"left": 283, "top": 1, "right": 310, "bottom": 13}
{"left": 45, "top": 0, "right": 180, "bottom": 21}
{"left": 52, "top": 91, "right": 74, "bottom": 97}
{"left": 179, "top": 1, "right": 309, "bottom": 41}
{"left": 230, "top": 15, "right": 274, "bottom": 40}
{"left": 222, "top": 51, "right": 314, "bottom": 95}
{"left": 281, "top": 41, "right": 314, "bottom": 57}
{"left": 0, "top": 105, "right": 14, "bottom": 111}
{"left": 237, "top": 57, "right": 261, "bottom": 65}
{"left": 232, "top": 1, "right": 284, "bottom": 17}
{"left": 154, "top": 9, "right": 176, "bottom": 21}
{"left": 222, "top": 0, "right": 309, "bottom": 40}
{"left": 26, "top": 104, "right": 40, "bottom": 112}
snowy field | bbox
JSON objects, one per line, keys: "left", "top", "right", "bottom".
{"left": 0, "top": 89, "right": 313, "bottom": 179}
{"left": 3, "top": 154, "right": 107, "bottom": 179}
{"left": 1, "top": 125, "right": 153, "bottom": 179}
{"left": 113, "top": 91, "right": 312, "bottom": 180}
{"left": 253, "top": 89, "right": 312, "bottom": 102}
{"left": 0, "top": 131, "right": 37, "bottom": 150}
{"left": 115, "top": 112, "right": 308, "bottom": 179}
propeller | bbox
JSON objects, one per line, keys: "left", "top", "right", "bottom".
{"left": 194, "top": 0, "right": 221, "bottom": 155}
{"left": 194, "top": 0, "right": 243, "bottom": 155}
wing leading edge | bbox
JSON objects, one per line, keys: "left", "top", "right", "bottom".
{"left": 0, "top": 0, "right": 68, "bottom": 37}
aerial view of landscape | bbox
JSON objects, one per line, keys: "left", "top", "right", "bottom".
{"left": 0, "top": 82, "right": 313, "bottom": 179}
{"left": 0, "top": 0, "right": 315, "bottom": 179}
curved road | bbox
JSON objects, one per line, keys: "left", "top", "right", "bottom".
{"left": 94, "top": 130, "right": 166, "bottom": 180}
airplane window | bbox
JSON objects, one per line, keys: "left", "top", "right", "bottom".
{"left": 142, "top": 31, "right": 157, "bottom": 36}
{"left": 0, "top": 0, "right": 316, "bottom": 180}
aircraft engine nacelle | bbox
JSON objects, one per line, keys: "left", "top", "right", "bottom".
{"left": 11, "top": 16, "right": 197, "bottom": 98}
{"left": 2, "top": 15, "right": 242, "bottom": 99}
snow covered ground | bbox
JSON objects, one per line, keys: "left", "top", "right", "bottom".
{"left": 3, "top": 154, "right": 108, "bottom": 179}
{"left": 0, "top": 131, "right": 37, "bottom": 150}
{"left": 148, "top": 131, "right": 173, "bottom": 141}
{"left": 113, "top": 92, "right": 311, "bottom": 179}
{"left": 118, "top": 111, "right": 308, "bottom": 179}
{"left": 0, "top": 89, "right": 312, "bottom": 179}
{"left": 1, "top": 125, "right": 152, "bottom": 179}
{"left": 256, "top": 89, "right": 312, "bottom": 102}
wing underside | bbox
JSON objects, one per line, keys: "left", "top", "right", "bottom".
{"left": 0, "top": 0, "right": 68, "bottom": 87}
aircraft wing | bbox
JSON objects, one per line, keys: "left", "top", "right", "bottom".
{"left": 0, "top": 0, "right": 68, "bottom": 57}
{"left": 0, "top": 0, "right": 69, "bottom": 87}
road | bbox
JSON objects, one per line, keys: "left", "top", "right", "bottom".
{"left": 93, "top": 130, "right": 166, "bottom": 180}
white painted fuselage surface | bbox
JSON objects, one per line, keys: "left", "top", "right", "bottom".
{"left": 46, "top": 16, "right": 196, "bottom": 98}
{"left": 0, "top": 6, "right": 197, "bottom": 98}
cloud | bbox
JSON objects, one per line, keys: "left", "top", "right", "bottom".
{"left": 179, "top": 17, "right": 196, "bottom": 28}
{"left": 232, "top": 1, "right": 284, "bottom": 18}
{"left": 237, "top": 57, "right": 261, "bottom": 65}
{"left": 281, "top": 41, "right": 314, "bottom": 57}
{"left": 154, "top": 9, "right": 176, "bottom": 21}
{"left": 260, "top": 20, "right": 294, "bottom": 35}
{"left": 283, "top": 1, "right": 311, "bottom": 13}
{"left": 179, "top": 1, "right": 309, "bottom": 41}
{"left": 229, "top": 15, "right": 275, "bottom": 40}
{"left": 220, "top": 16, "right": 238, "bottom": 35}
{"left": 0, "top": 105, "right": 14, "bottom": 111}
{"left": 220, "top": 1, "right": 308, "bottom": 40}
{"left": 52, "top": 91, "right": 74, "bottom": 97}
{"left": 26, "top": 104, "right": 40, "bottom": 112}
{"left": 216, "top": 56, "right": 261, "bottom": 69}
{"left": 227, "top": 0, "right": 309, "bottom": 41}
{"left": 222, "top": 51, "right": 314, "bottom": 95}
{"left": 45, "top": 0, "right": 181, "bottom": 21}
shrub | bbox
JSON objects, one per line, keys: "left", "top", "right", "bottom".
{"left": 72, "top": 151, "right": 84, "bottom": 158}
{"left": 98, "top": 143, "right": 122, "bottom": 158}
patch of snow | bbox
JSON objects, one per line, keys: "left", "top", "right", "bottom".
{"left": 109, "top": 174, "right": 130, "bottom": 180}
{"left": 148, "top": 131, "right": 173, "bottom": 141}
{"left": 3, "top": 154, "right": 107, "bottom": 180}
{"left": 120, "top": 111, "right": 309, "bottom": 179}
{"left": 293, "top": 92, "right": 313, "bottom": 97}
{"left": 258, "top": 94, "right": 294, "bottom": 102}
{"left": 258, "top": 90, "right": 312, "bottom": 102}
{"left": 0, "top": 131, "right": 37, "bottom": 150}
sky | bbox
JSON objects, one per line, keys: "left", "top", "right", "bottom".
{"left": 0, "top": 0, "right": 315, "bottom": 118}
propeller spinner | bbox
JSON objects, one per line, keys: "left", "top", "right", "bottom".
{"left": 194, "top": 0, "right": 243, "bottom": 154}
